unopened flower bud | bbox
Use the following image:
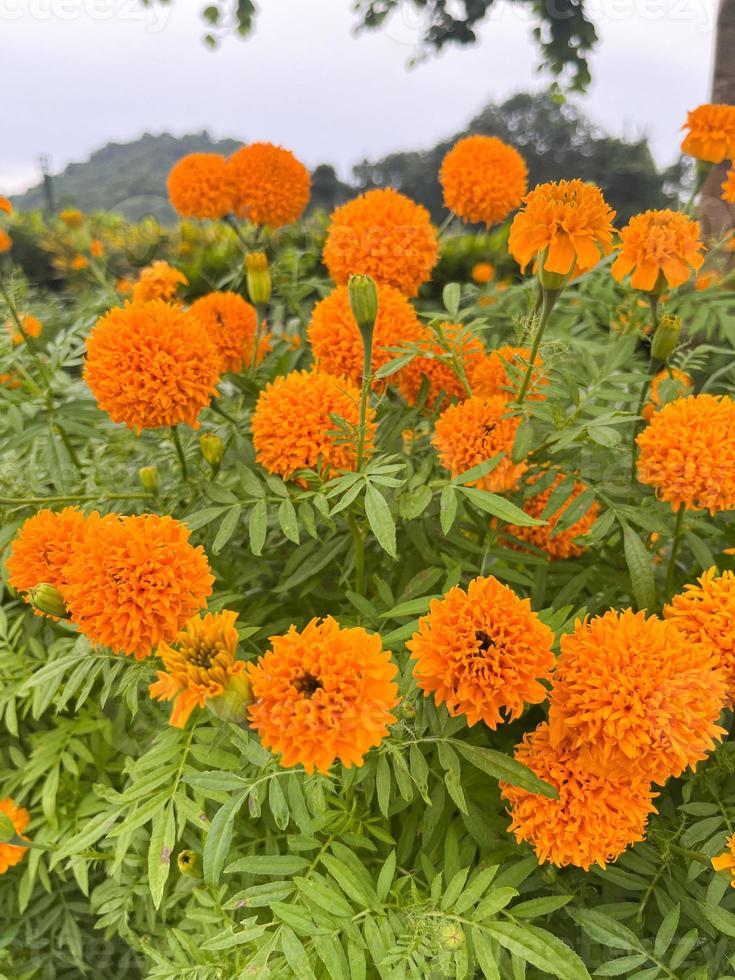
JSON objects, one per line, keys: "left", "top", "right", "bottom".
{"left": 139, "top": 466, "right": 160, "bottom": 493}
{"left": 348, "top": 274, "right": 379, "bottom": 345}
{"left": 28, "top": 583, "right": 69, "bottom": 620}
{"left": 438, "top": 923, "right": 464, "bottom": 951}
{"left": 398, "top": 701, "right": 417, "bottom": 721}
{"left": 200, "top": 432, "right": 224, "bottom": 469}
{"left": 245, "top": 252, "right": 271, "bottom": 305}
{"left": 177, "top": 849, "right": 202, "bottom": 877}
{"left": 650, "top": 314, "right": 681, "bottom": 363}
{"left": 208, "top": 672, "right": 253, "bottom": 726}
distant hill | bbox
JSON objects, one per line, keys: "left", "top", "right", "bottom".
{"left": 11, "top": 132, "right": 244, "bottom": 221}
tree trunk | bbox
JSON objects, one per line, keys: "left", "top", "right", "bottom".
{"left": 699, "top": 0, "right": 735, "bottom": 241}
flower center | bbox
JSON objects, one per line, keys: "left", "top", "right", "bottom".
{"left": 183, "top": 638, "right": 215, "bottom": 670}
{"left": 294, "top": 672, "right": 323, "bottom": 699}
{"left": 475, "top": 630, "right": 496, "bottom": 654}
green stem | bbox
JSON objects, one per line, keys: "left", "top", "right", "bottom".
{"left": 356, "top": 332, "right": 374, "bottom": 470}
{"left": 516, "top": 288, "right": 558, "bottom": 405}
{"left": 436, "top": 212, "right": 455, "bottom": 239}
{"left": 223, "top": 214, "right": 250, "bottom": 248}
{"left": 53, "top": 422, "right": 83, "bottom": 474}
{"left": 347, "top": 514, "right": 366, "bottom": 596}
{"left": 171, "top": 426, "right": 189, "bottom": 481}
{"left": 665, "top": 503, "right": 686, "bottom": 600}
{"left": 251, "top": 304, "right": 265, "bottom": 372}
{"left": 630, "top": 297, "right": 661, "bottom": 483}
{"left": 0, "top": 278, "right": 52, "bottom": 388}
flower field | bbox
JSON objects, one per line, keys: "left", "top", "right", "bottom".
{"left": 1, "top": 108, "right": 735, "bottom": 978}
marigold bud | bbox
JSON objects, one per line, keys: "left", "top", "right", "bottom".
{"left": 245, "top": 252, "right": 272, "bottom": 305}
{"left": 348, "top": 274, "right": 379, "bottom": 345}
{"left": 438, "top": 923, "right": 464, "bottom": 951}
{"left": 650, "top": 313, "right": 682, "bottom": 363}
{"left": 208, "top": 672, "right": 254, "bottom": 726}
{"left": 139, "top": 466, "right": 160, "bottom": 493}
{"left": 199, "top": 432, "right": 225, "bottom": 469}
{"left": 177, "top": 849, "right": 202, "bottom": 877}
{"left": 28, "top": 583, "right": 69, "bottom": 620}
{"left": 536, "top": 248, "right": 570, "bottom": 293}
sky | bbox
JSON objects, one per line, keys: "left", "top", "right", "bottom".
{"left": 0, "top": 0, "right": 718, "bottom": 195}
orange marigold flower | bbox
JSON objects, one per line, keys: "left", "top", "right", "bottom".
{"left": 712, "top": 834, "right": 735, "bottom": 887}
{"left": 500, "top": 723, "right": 657, "bottom": 870}
{"left": 116, "top": 277, "right": 132, "bottom": 295}
{"left": 0, "top": 798, "right": 30, "bottom": 875}
{"left": 664, "top": 568, "right": 735, "bottom": 705}
{"left": 132, "top": 260, "right": 188, "bottom": 304}
{"left": 440, "top": 135, "right": 528, "bottom": 226}
{"left": 6, "top": 314, "right": 42, "bottom": 346}
{"left": 611, "top": 210, "right": 704, "bottom": 292}
{"left": 408, "top": 575, "right": 554, "bottom": 728}
{"left": 433, "top": 395, "right": 526, "bottom": 493}
{"left": 0, "top": 197, "right": 12, "bottom": 215}
{"left": 681, "top": 104, "right": 735, "bottom": 163}
{"left": 641, "top": 367, "right": 693, "bottom": 421}
{"left": 63, "top": 512, "right": 213, "bottom": 659}
{"left": 189, "top": 291, "right": 270, "bottom": 372}
{"left": 469, "top": 345, "right": 545, "bottom": 401}
{"left": 84, "top": 300, "right": 221, "bottom": 432}
{"left": 252, "top": 369, "right": 374, "bottom": 482}
{"left": 548, "top": 608, "right": 727, "bottom": 782}
{"left": 505, "top": 473, "right": 598, "bottom": 560}
{"left": 247, "top": 617, "right": 399, "bottom": 774}
{"left": 90, "top": 239, "right": 105, "bottom": 258}
{"left": 508, "top": 179, "right": 616, "bottom": 278}
{"left": 167, "top": 152, "right": 235, "bottom": 220}
{"left": 70, "top": 255, "right": 89, "bottom": 271}
{"left": 323, "top": 188, "right": 439, "bottom": 297}
{"left": 0, "top": 372, "right": 20, "bottom": 389}
{"left": 723, "top": 167, "right": 735, "bottom": 204}
{"left": 59, "top": 208, "right": 83, "bottom": 228}
{"left": 471, "top": 261, "right": 495, "bottom": 284}
{"left": 398, "top": 323, "right": 483, "bottom": 408}
{"left": 150, "top": 610, "right": 249, "bottom": 727}
{"left": 6, "top": 507, "right": 87, "bottom": 602}
{"left": 228, "top": 142, "right": 310, "bottom": 227}
{"left": 0, "top": 230, "right": 11, "bottom": 253}
{"left": 307, "top": 282, "right": 422, "bottom": 387}
{"left": 636, "top": 394, "right": 735, "bottom": 514}
{"left": 694, "top": 270, "right": 721, "bottom": 291}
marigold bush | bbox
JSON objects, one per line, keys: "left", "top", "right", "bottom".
{"left": 4, "top": 107, "right": 735, "bottom": 978}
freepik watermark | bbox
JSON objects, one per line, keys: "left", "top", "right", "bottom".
{"left": 0, "top": 0, "right": 172, "bottom": 31}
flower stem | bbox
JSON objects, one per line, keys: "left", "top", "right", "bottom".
{"left": 665, "top": 503, "right": 686, "bottom": 600}
{"left": 630, "top": 296, "right": 661, "bottom": 483}
{"left": 516, "top": 288, "right": 558, "bottom": 405}
{"left": 356, "top": 332, "right": 374, "bottom": 471}
{"left": 171, "top": 426, "right": 189, "bottom": 481}
{"left": 251, "top": 304, "right": 265, "bottom": 372}
{"left": 347, "top": 513, "right": 366, "bottom": 596}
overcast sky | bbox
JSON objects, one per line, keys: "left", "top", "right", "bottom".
{"left": 0, "top": 0, "right": 717, "bottom": 195}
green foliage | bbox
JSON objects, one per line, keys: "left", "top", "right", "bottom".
{"left": 1, "top": 211, "right": 735, "bottom": 979}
